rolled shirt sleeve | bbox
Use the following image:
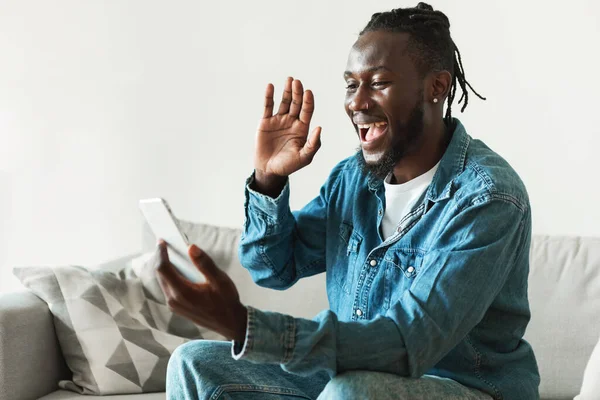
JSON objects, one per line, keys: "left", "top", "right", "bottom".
{"left": 238, "top": 168, "right": 342, "bottom": 289}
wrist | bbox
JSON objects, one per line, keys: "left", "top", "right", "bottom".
{"left": 230, "top": 304, "right": 248, "bottom": 343}
{"left": 252, "top": 170, "right": 287, "bottom": 198}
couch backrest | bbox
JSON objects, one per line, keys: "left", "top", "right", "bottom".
{"left": 524, "top": 235, "right": 600, "bottom": 399}
{"left": 144, "top": 222, "right": 600, "bottom": 398}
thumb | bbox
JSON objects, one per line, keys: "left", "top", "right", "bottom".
{"left": 300, "top": 126, "right": 322, "bottom": 162}
{"left": 188, "top": 244, "right": 221, "bottom": 281}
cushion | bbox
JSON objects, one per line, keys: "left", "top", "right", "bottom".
{"left": 38, "top": 390, "right": 166, "bottom": 400}
{"left": 13, "top": 260, "right": 203, "bottom": 395}
{"left": 525, "top": 235, "right": 600, "bottom": 398}
{"left": 575, "top": 333, "right": 600, "bottom": 400}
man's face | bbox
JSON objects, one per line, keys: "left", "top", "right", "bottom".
{"left": 344, "top": 31, "right": 426, "bottom": 179}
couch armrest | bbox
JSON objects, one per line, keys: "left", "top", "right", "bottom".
{"left": 0, "top": 291, "right": 70, "bottom": 400}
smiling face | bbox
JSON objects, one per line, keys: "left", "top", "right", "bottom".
{"left": 344, "top": 31, "right": 427, "bottom": 179}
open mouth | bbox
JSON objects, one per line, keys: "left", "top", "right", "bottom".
{"left": 357, "top": 121, "right": 388, "bottom": 144}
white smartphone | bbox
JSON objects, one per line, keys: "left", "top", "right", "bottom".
{"left": 138, "top": 198, "right": 206, "bottom": 283}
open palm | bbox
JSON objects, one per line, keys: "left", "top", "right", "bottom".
{"left": 255, "top": 77, "right": 322, "bottom": 177}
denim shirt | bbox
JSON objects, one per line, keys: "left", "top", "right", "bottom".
{"left": 235, "top": 119, "right": 540, "bottom": 400}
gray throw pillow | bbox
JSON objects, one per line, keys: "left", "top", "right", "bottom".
{"left": 575, "top": 333, "right": 600, "bottom": 400}
{"left": 13, "top": 260, "right": 203, "bottom": 395}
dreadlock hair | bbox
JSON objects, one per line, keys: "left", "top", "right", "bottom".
{"left": 360, "top": 2, "right": 486, "bottom": 125}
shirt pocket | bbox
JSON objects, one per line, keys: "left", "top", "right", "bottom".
{"left": 334, "top": 221, "right": 363, "bottom": 295}
{"left": 383, "top": 250, "right": 423, "bottom": 310}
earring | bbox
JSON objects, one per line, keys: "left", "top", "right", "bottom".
{"left": 433, "top": 98, "right": 439, "bottom": 104}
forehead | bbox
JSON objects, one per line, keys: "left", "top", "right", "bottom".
{"left": 345, "top": 31, "right": 416, "bottom": 76}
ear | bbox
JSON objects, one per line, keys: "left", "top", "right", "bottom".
{"left": 428, "top": 70, "right": 452, "bottom": 103}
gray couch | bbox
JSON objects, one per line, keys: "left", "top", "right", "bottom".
{"left": 1, "top": 222, "right": 599, "bottom": 400}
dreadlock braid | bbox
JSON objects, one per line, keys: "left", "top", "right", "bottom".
{"left": 360, "top": 2, "right": 486, "bottom": 125}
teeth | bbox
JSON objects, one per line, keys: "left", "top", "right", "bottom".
{"left": 357, "top": 122, "right": 387, "bottom": 129}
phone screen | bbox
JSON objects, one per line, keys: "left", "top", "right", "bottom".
{"left": 139, "top": 198, "right": 205, "bottom": 283}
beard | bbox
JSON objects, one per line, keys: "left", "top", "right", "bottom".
{"left": 356, "top": 98, "right": 425, "bottom": 181}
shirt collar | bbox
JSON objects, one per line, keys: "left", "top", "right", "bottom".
{"left": 367, "top": 118, "right": 470, "bottom": 203}
{"left": 425, "top": 118, "right": 470, "bottom": 203}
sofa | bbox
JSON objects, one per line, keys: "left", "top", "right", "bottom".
{"left": 1, "top": 221, "right": 599, "bottom": 400}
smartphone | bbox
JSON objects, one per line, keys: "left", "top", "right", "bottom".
{"left": 138, "top": 198, "right": 205, "bottom": 283}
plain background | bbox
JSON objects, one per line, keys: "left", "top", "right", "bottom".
{"left": 1, "top": 0, "right": 599, "bottom": 292}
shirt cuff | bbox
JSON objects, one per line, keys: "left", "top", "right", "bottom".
{"left": 231, "top": 306, "right": 296, "bottom": 364}
{"left": 244, "top": 173, "right": 291, "bottom": 222}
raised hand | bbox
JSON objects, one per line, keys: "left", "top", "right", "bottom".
{"left": 253, "top": 77, "right": 322, "bottom": 195}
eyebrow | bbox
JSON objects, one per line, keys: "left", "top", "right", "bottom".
{"left": 343, "top": 65, "right": 393, "bottom": 77}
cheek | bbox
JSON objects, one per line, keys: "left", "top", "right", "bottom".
{"left": 344, "top": 95, "right": 353, "bottom": 114}
{"left": 382, "top": 87, "right": 415, "bottom": 110}
{"left": 388, "top": 98, "right": 417, "bottom": 123}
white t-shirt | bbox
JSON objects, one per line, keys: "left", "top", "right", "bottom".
{"left": 380, "top": 161, "right": 440, "bottom": 240}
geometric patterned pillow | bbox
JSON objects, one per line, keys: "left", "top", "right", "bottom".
{"left": 13, "top": 262, "right": 203, "bottom": 395}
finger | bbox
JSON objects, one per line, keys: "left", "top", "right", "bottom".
{"left": 299, "top": 126, "right": 322, "bottom": 164}
{"left": 276, "top": 77, "right": 293, "bottom": 115}
{"left": 189, "top": 244, "right": 222, "bottom": 282}
{"left": 156, "top": 241, "right": 192, "bottom": 290}
{"left": 163, "top": 286, "right": 209, "bottom": 316}
{"left": 299, "top": 89, "right": 314, "bottom": 125}
{"left": 156, "top": 265, "right": 197, "bottom": 311}
{"left": 157, "top": 239, "right": 170, "bottom": 263}
{"left": 262, "top": 83, "right": 274, "bottom": 119}
{"left": 157, "top": 271, "right": 177, "bottom": 300}
{"left": 170, "top": 303, "right": 223, "bottom": 333}
{"left": 156, "top": 260, "right": 189, "bottom": 292}
{"left": 288, "top": 79, "right": 304, "bottom": 118}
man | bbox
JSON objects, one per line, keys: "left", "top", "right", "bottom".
{"left": 156, "top": 3, "right": 540, "bottom": 399}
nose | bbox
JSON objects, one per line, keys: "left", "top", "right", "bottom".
{"left": 348, "top": 85, "right": 371, "bottom": 112}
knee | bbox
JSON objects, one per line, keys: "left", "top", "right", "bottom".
{"left": 318, "top": 372, "right": 367, "bottom": 400}
{"left": 167, "top": 340, "right": 200, "bottom": 385}
{"left": 167, "top": 340, "right": 231, "bottom": 381}
{"left": 167, "top": 340, "right": 231, "bottom": 399}
{"left": 168, "top": 340, "right": 195, "bottom": 373}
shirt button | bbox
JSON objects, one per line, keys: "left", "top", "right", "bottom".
{"left": 355, "top": 309, "right": 363, "bottom": 316}
{"left": 369, "top": 259, "right": 377, "bottom": 267}
{"left": 378, "top": 209, "right": 383, "bottom": 216}
{"left": 407, "top": 266, "right": 415, "bottom": 273}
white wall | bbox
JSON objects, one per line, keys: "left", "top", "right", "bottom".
{"left": 1, "top": 0, "right": 599, "bottom": 292}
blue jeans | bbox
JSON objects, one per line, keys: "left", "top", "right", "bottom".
{"left": 166, "top": 341, "right": 493, "bottom": 400}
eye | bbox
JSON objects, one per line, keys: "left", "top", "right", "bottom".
{"left": 345, "top": 82, "right": 358, "bottom": 91}
{"left": 372, "top": 81, "right": 390, "bottom": 88}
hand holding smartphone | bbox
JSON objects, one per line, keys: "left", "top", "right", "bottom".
{"left": 138, "top": 198, "right": 206, "bottom": 283}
